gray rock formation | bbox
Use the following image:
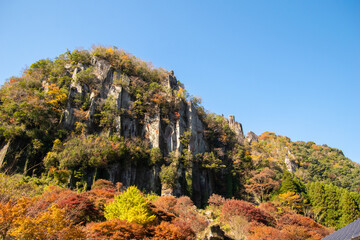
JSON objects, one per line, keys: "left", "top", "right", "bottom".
{"left": 189, "top": 103, "right": 208, "bottom": 154}
{"left": 285, "top": 150, "right": 298, "bottom": 173}
{"left": 0, "top": 141, "right": 10, "bottom": 169}
{"left": 166, "top": 70, "right": 179, "bottom": 90}
{"left": 91, "top": 56, "right": 112, "bottom": 83}
{"left": 228, "top": 115, "right": 245, "bottom": 143}
{"left": 30, "top": 56, "right": 247, "bottom": 204}
{"left": 246, "top": 131, "right": 258, "bottom": 144}
{"left": 144, "top": 113, "right": 161, "bottom": 149}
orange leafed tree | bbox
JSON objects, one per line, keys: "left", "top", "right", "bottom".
{"left": 0, "top": 198, "right": 30, "bottom": 240}
{"left": 245, "top": 168, "right": 280, "bottom": 204}
{"left": 248, "top": 225, "right": 287, "bottom": 240}
{"left": 9, "top": 204, "right": 85, "bottom": 240}
{"left": 86, "top": 219, "right": 147, "bottom": 239}
{"left": 153, "top": 221, "right": 187, "bottom": 240}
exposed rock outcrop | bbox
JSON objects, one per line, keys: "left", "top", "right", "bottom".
{"left": 285, "top": 150, "right": 298, "bottom": 173}
{"left": 189, "top": 103, "right": 208, "bottom": 154}
{"left": 1, "top": 54, "right": 246, "bottom": 206}
{"left": 0, "top": 141, "right": 10, "bottom": 169}
{"left": 59, "top": 57, "right": 213, "bottom": 197}
{"left": 246, "top": 131, "right": 258, "bottom": 144}
{"left": 228, "top": 115, "right": 245, "bottom": 143}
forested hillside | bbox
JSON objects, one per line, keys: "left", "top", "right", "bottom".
{"left": 0, "top": 46, "right": 358, "bottom": 239}
{"left": 248, "top": 132, "right": 360, "bottom": 229}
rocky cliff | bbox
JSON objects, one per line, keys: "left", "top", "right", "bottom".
{"left": 64, "top": 56, "right": 247, "bottom": 205}
{"left": 0, "top": 49, "right": 247, "bottom": 206}
{"left": 1, "top": 46, "right": 359, "bottom": 208}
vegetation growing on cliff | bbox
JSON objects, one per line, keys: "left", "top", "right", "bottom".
{"left": 0, "top": 46, "right": 359, "bottom": 238}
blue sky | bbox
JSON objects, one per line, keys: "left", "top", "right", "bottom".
{"left": 0, "top": 1, "right": 359, "bottom": 162}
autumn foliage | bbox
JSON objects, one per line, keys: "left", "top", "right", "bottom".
{"left": 221, "top": 199, "right": 275, "bottom": 226}
{"left": 0, "top": 198, "right": 85, "bottom": 240}
{"left": 104, "top": 186, "right": 156, "bottom": 225}
{"left": 0, "top": 173, "right": 336, "bottom": 240}
{"left": 86, "top": 219, "right": 147, "bottom": 239}
{"left": 57, "top": 192, "right": 101, "bottom": 224}
{"left": 153, "top": 221, "right": 187, "bottom": 240}
{"left": 154, "top": 195, "right": 207, "bottom": 234}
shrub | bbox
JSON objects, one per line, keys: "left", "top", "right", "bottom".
{"left": 70, "top": 49, "right": 91, "bottom": 65}
{"left": 0, "top": 174, "right": 46, "bottom": 203}
{"left": 26, "top": 186, "right": 71, "bottom": 217}
{"left": 82, "top": 187, "right": 116, "bottom": 213}
{"left": 248, "top": 225, "right": 286, "bottom": 240}
{"left": 280, "top": 225, "right": 318, "bottom": 240}
{"left": 9, "top": 204, "right": 85, "bottom": 240}
{"left": 174, "top": 196, "right": 208, "bottom": 233}
{"left": 91, "top": 179, "right": 116, "bottom": 191}
{"left": 148, "top": 202, "right": 176, "bottom": 223}
{"left": 57, "top": 193, "right": 102, "bottom": 224}
{"left": 0, "top": 198, "right": 31, "bottom": 239}
{"left": 150, "top": 148, "right": 163, "bottom": 165}
{"left": 277, "top": 213, "right": 321, "bottom": 229}
{"left": 171, "top": 219, "right": 196, "bottom": 240}
{"left": 153, "top": 221, "right": 187, "bottom": 240}
{"left": 160, "top": 164, "right": 177, "bottom": 188}
{"left": 104, "top": 186, "right": 155, "bottom": 225}
{"left": 177, "top": 212, "right": 208, "bottom": 234}
{"left": 221, "top": 199, "right": 275, "bottom": 226}
{"left": 174, "top": 196, "right": 195, "bottom": 215}
{"left": 226, "top": 215, "right": 250, "bottom": 240}
{"left": 208, "top": 193, "right": 225, "bottom": 208}
{"left": 86, "top": 219, "right": 147, "bottom": 239}
{"left": 258, "top": 202, "right": 280, "bottom": 218}
{"left": 277, "top": 214, "right": 332, "bottom": 239}
{"left": 153, "top": 195, "right": 177, "bottom": 215}
{"left": 75, "top": 67, "right": 98, "bottom": 90}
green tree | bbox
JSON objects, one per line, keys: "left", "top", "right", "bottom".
{"left": 150, "top": 148, "right": 162, "bottom": 165}
{"left": 323, "top": 184, "right": 341, "bottom": 227}
{"left": 160, "top": 163, "right": 177, "bottom": 188}
{"left": 339, "top": 190, "right": 360, "bottom": 228}
{"left": 350, "top": 191, "right": 360, "bottom": 209}
{"left": 307, "top": 182, "right": 325, "bottom": 208}
{"left": 279, "top": 172, "right": 301, "bottom": 194}
{"left": 104, "top": 186, "right": 155, "bottom": 225}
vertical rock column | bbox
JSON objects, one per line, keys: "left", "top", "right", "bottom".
{"left": 228, "top": 115, "right": 245, "bottom": 143}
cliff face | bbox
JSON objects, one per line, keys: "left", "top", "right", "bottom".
{"left": 0, "top": 48, "right": 306, "bottom": 206}
{"left": 57, "top": 55, "right": 245, "bottom": 205}
{"left": 1, "top": 47, "right": 358, "bottom": 214}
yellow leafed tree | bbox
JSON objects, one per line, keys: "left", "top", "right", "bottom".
{"left": 9, "top": 204, "right": 85, "bottom": 240}
{"left": 104, "top": 186, "right": 155, "bottom": 225}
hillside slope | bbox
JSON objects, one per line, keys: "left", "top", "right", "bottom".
{"left": 0, "top": 46, "right": 359, "bottom": 234}
{"left": 250, "top": 132, "right": 360, "bottom": 192}
{"left": 0, "top": 47, "right": 251, "bottom": 207}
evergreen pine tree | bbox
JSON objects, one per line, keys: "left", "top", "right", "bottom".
{"left": 279, "top": 172, "right": 298, "bottom": 194}
{"left": 307, "top": 182, "right": 325, "bottom": 209}
{"left": 339, "top": 190, "right": 360, "bottom": 229}
{"left": 350, "top": 192, "right": 360, "bottom": 209}
{"left": 323, "top": 184, "right": 341, "bottom": 227}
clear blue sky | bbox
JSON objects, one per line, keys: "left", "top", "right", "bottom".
{"left": 1, "top": 1, "right": 359, "bottom": 162}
